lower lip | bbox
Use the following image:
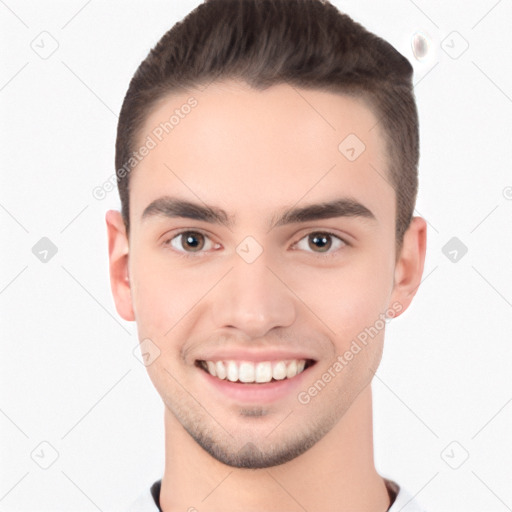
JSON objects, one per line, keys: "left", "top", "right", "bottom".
{"left": 197, "top": 363, "right": 315, "bottom": 404}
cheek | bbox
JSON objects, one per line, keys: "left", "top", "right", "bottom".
{"left": 129, "top": 246, "right": 220, "bottom": 344}
{"left": 296, "top": 255, "right": 393, "bottom": 342}
{"left": 129, "top": 247, "right": 180, "bottom": 335}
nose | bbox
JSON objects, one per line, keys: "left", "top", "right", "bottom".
{"left": 210, "top": 252, "right": 296, "bottom": 339}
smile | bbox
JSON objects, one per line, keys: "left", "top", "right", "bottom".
{"left": 195, "top": 359, "right": 316, "bottom": 384}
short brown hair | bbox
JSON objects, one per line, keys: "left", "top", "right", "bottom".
{"left": 115, "top": 0, "right": 419, "bottom": 250}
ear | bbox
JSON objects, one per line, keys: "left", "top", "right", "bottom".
{"left": 105, "top": 210, "right": 135, "bottom": 322}
{"left": 389, "top": 216, "right": 427, "bottom": 318}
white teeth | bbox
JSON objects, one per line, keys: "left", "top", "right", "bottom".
{"left": 272, "top": 361, "right": 287, "bottom": 380}
{"left": 215, "top": 361, "right": 226, "bottom": 379}
{"left": 200, "top": 359, "right": 310, "bottom": 383}
{"left": 226, "top": 360, "right": 238, "bottom": 382}
{"left": 239, "top": 361, "right": 255, "bottom": 382}
{"left": 286, "top": 360, "right": 298, "bottom": 378}
{"left": 255, "top": 362, "right": 273, "bottom": 383}
{"left": 206, "top": 361, "right": 217, "bottom": 377}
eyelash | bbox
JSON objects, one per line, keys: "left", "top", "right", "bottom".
{"left": 163, "top": 229, "right": 349, "bottom": 259}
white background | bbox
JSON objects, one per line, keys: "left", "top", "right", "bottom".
{"left": 1, "top": 1, "right": 511, "bottom": 510}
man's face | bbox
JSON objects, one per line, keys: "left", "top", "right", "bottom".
{"left": 109, "top": 80, "right": 418, "bottom": 468}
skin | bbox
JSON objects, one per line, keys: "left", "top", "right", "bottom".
{"left": 106, "top": 80, "right": 426, "bottom": 512}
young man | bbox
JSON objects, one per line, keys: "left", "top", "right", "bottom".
{"left": 107, "top": 0, "right": 427, "bottom": 510}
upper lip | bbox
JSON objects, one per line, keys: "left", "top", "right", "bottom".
{"left": 195, "top": 349, "right": 317, "bottom": 363}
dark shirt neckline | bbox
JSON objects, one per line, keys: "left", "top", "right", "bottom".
{"left": 150, "top": 479, "right": 162, "bottom": 512}
{"left": 151, "top": 477, "right": 399, "bottom": 511}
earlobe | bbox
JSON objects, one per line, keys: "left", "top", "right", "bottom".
{"left": 105, "top": 210, "right": 135, "bottom": 322}
{"left": 389, "top": 216, "right": 427, "bottom": 317}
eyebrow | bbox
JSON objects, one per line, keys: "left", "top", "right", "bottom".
{"left": 141, "top": 195, "right": 376, "bottom": 231}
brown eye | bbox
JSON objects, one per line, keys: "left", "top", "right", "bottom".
{"left": 180, "top": 232, "right": 204, "bottom": 252}
{"left": 294, "top": 231, "right": 347, "bottom": 256}
{"left": 308, "top": 233, "right": 332, "bottom": 252}
{"left": 165, "top": 230, "right": 218, "bottom": 254}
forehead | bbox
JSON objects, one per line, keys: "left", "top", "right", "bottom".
{"left": 129, "top": 80, "right": 394, "bottom": 228}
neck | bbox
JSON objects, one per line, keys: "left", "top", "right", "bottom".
{"left": 159, "top": 385, "right": 391, "bottom": 512}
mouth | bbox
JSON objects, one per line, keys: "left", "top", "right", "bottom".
{"left": 194, "top": 358, "right": 317, "bottom": 384}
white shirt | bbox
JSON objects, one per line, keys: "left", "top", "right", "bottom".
{"left": 124, "top": 478, "right": 428, "bottom": 511}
